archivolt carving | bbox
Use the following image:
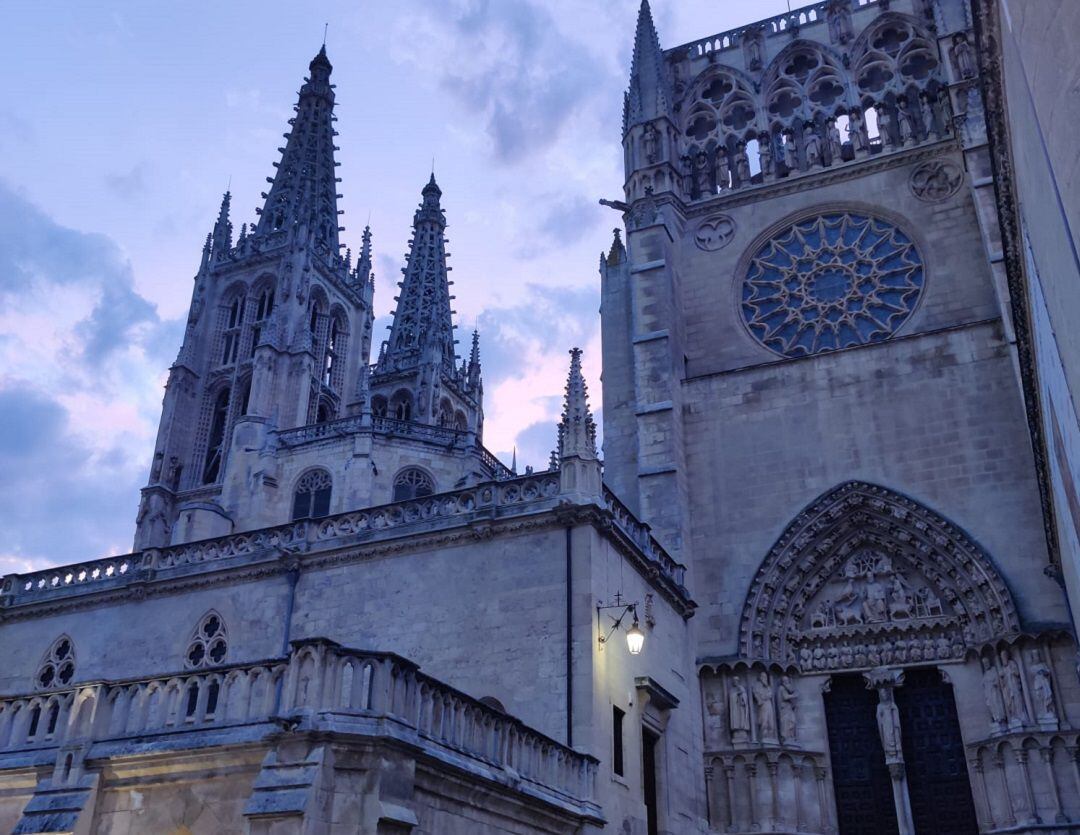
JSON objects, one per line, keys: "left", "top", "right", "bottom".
{"left": 739, "top": 482, "right": 1020, "bottom": 669}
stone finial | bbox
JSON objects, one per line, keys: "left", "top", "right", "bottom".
{"left": 212, "top": 191, "right": 233, "bottom": 256}
{"left": 626, "top": 0, "right": 671, "bottom": 131}
{"left": 607, "top": 228, "right": 626, "bottom": 266}
{"left": 558, "top": 348, "right": 598, "bottom": 461}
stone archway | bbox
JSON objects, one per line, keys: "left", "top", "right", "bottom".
{"left": 739, "top": 481, "right": 1021, "bottom": 670}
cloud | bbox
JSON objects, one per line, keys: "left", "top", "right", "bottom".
{"left": 0, "top": 181, "right": 177, "bottom": 570}
{"left": 104, "top": 163, "right": 149, "bottom": 199}
{"left": 408, "top": 0, "right": 615, "bottom": 162}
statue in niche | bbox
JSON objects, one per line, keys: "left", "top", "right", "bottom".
{"left": 643, "top": 122, "right": 660, "bottom": 165}
{"left": 847, "top": 108, "right": 869, "bottom": 155}
{"left": 733, "top": 142, "right": 751, "bottom": 186}
{"left": 897, "top": 97, "right": 917, "bottom": 145}
{"left": 743, "top": 27, "right": 764, "bottom": 71}
{"left": 715, "top": 148, "right": 731, "bottom": 191}
{"left": 136, "top": 493, "right": 172, "bottom": 547}
{"left": 758, "top": 132, "right": 775, "bottom": 180}
{"left": 919, "top": 92, "right": 939, "bottom": 139}
{"left": 867, "top": 644, "right": 882, "bottom": 666}
{"left": 949, "top": 32, "right": 978, "bottom": 80}
{"left": 694, "top": 150, "right": 712, "bottom": 198}
{"left": 839, "top": 642, "right": 854, "bottom": 668}
{"left": 826, "top": 0, "right": 853, "bottom": 44}
{"left": 705, "top": 686, "right": 725, "bottom": 740}
{"left": 935, "top": 636, "right": 951, "bottom": 660}
{"left": 729, "top": 676, "right": 751, "bottom": 740}
{"left": 680, "top": 154, "right": 694, "bottom": 196}
{"left": 150, "top": 452, "right": 164, "bottom": 483}
{"left": 813, "top": 647, "right": 826, "bottom": 670}
{"left": 877, "top": 105, "right": 896, "bottom": 149}
{"left": 862, "top": 573, "right": 888, "bottom": 623}
{"left": 982, "top": 654, "right": 1006, "bottom": 729}
{"left": 1029, "top": 649, "right": 1057, "bottom": 722}
{"left": 803, "top": 125, "right": 822, "bottom": 168}
{"left": 166, "top": 456, "right": 182, "bottom": 491}
{"left": 1000, "top": 649, "right": 1029, "bottom": 725}
{"left": 876, "top": 688, "right": 904, "bottom": 762}
{"left": 778, "top": 676, "right": 798, "bottom": 742}
{"left": 825, "top": 118, "right": 843, "bottom": 163}
{"left": 782, "top": 129, "right": 798, "bottom": 171}
{"left": 752, "top": 671, "right": 777, "bottom": 741}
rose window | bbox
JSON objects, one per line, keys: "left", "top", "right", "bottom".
{"left": 741, "top": 212, "right": 924, "bottom": 357}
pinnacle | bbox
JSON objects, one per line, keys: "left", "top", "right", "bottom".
{"left": 310, "top": 44, "right": 332, "bottom": 72}
{"left": 558, "top": 347, "right": 597, "bottom": 460}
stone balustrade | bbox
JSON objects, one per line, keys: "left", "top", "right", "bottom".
{"left": 0, "top": 642, "right": 597, "bottom": 806}
{"left": 2, "top": 472, "right": 684, "bottom": 613}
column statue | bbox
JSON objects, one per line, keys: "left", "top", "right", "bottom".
{"left": 778, "top": 676, "right": 798, "bottom": 742}
{"left": 752, "top": 671, "right": 777, "bottom": 741}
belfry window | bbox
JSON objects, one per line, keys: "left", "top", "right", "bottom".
{"left": 324, "top": 319, "right": 341, "bottom": 388}
{"left": 221, "top": 295, "right": 245, "bottom": 366}
{"left": 250, "top": 288, "right": 274, "bottom": 357}
{"left": 185, "top": 611, "right": 228, "bottom": 669}
{"left": 36, "top": 636, "right": 76, "bottom": 691}
{"left": 292, "top": 469, "right": 332, "bottom": 520}
{"left": 201, "top": 387, "right": 231, "bottom": 484}
{"left": 393, "top": 467, "right": 434, "bottom": 502}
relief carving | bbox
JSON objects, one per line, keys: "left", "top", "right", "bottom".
{"left": 694, "top": 214, "right": 736, "bottom": 251}
{"left": 909, "top": 160, "right": 964, "bottom": 202}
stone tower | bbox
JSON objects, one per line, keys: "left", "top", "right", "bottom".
{"left": 135, "top": 48, "right": 497, "bottom": 550}
{"left": 601, "top": 0, "right": 1080, "bottom": 831}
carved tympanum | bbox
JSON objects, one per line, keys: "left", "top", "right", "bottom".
{"left": 740, "top": 482, "right": 1021, "bottom": 671}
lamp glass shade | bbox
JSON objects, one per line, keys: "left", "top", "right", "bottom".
{"left": 626, "top": 619, "right": 645, "bottom": 655}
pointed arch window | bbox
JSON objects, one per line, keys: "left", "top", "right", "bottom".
{"left": 201, "top": 387, "right": 231, "bottom": 484}
{"left": 221, "top": 295, "right": 245, "bottom": 366}
{"left": 250, "top": 287, "right": 275, "bottom": 358}
{"left": 185, "top": 611, "right": 228, "bottom": 669}
{"left": 37, "top": 636, "right": 76, "bottom": 690}
{"left": 393, "top": 467, "right": 434, "bottom": 502}
{"left": 292, "top": 469, "right": 332, "bottom": 520}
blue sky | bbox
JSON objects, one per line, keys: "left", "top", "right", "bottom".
{"left": 0, "top": 0, "right": 786, "bottom": 572}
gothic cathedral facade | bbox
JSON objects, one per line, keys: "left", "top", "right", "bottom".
{"left": 0, "top": 1, "right": 1078, "bottom": 834}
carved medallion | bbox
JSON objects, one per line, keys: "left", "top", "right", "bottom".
{"left": 694, "top": 214, "right": 736, "bottom": 251}
{"left": 909, "top": 160, "right": 963, "bottom": 202}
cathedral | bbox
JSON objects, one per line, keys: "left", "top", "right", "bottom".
{"left": 1, "top": 0, "right": 1079, "bottom": 832}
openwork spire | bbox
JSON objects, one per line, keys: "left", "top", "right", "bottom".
{"left": 378, "top": 175, "right": 457, "bottom": 373}
{"left": 625, "top": 0, "right": 671, "bottom": 132}
{"left": 254, "top": 45, "right": 341, "bottom": 253}
{"left": 558, "top": 348, "right": 597, "bottom": 460}
{"left": 354, "top": 224, "right": 373, "bottom": 288}
{"left": 212, "top": 191, "right": 232, "bottom": 258}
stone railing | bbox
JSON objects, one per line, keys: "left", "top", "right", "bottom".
{"left": 603, "top": 486, "right": 687, "bottom": 588}
{"left": 0, "top": 472, "right": 562, "bottom": 605}
{"left": 372, "top": 415, "right": 468, "bottom": 446}
{"left": 277, "top": 415, "right": 368, "bottom": 447}
{"left": 0, "top": 642, "right": 597, "bottom": 807}
{"left": 672, "top": 0, "right": 884, "bottom": 59}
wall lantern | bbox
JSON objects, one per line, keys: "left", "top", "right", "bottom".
{"left": 597, "top": 592, "right": 645, "bottom": 655}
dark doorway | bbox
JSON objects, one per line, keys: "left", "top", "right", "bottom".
{"left": 824, "top": 674, "right": 899, "bottom": 835}
{"left": 895, "top": 667, "right": 979, "bottom": 835}
{"left": 642, "top": 726, "right": 660, "bottom": 835}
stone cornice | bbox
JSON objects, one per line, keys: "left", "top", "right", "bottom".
{"left": 971, "top": 0, "right": 1061, "bottom": 569}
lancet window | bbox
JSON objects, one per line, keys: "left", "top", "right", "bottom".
{"left": 324, "top": 311, "right": 348, "bottom": 393}
{"left": 390, "top": 390, "right": 413, "bottom": 422}
{"left": 393, "top": 467, "right": 434, "bottom": 502}
{"left": 292, "top": 469, "right": 332, "bottom": 520}
{"left": 249, "top": 285, "right": 275, "bottom": 358}
{"left": 201, "top": 386, "right": 231, "bottom": 484}
{"left": 220, "top": 292, "right": 246, "bottom": 367}
{"left": 36, "top": 636, "right": 76, "bottom": 691}
{"left": 185, "top": 611, "right": 228, "bottom": 669}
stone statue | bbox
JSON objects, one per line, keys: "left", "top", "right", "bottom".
{"left": 847, "top": 108, "right": 869, "bottom": 155}
{"left": 778, "top": 676, "right": 798, "bottom": 742}
{"left": 752, "top": 671, "right": 777, "bottom": 741}
{"left": 695, "top": 150, "right": 713, "bottom": 197}
{"left": 166, "top": 456, "right": 182, "bottom": 491}
{"left": 758, "top": 132, "right": 774, "bottom": 179}
{"left": 150, "top": 452, "right": 164, "bottom": 483}
{"left": 862, "top": 572, "right": 888, "bottom": 622}
{"left": 729, "top": 676, "right": 751, "bottom": 739}
{"left": 826, "top": 118, "right": 843, "bottom": 163}
{"left": 877, "top": 105, "right": 896, "bottom": 149}
{"left": 733, "top": 142, "right": 751, "bottom": 186}
{"left": 1029, "top": 649, "right": 1057, "bottom": 722}
{"left": 888, "top": 576, "right": 912, "bottom": 619}
{"left": 919, "top": 92, "right": 938, "bottom": 139}
{"left": 826, "top": 0, "right": 853, "bottom": 44}
{"left": 782, "top": 130, "right": 798, "bottom": 171}
{"left": 1000, "top": 649, "right": 1029, "bottom": 725}
{"left": 744, "top": 27, "right": 764, "bottom": 71}
{"left": 835, "top": 573, "right": 863, "bottom": 626}
{"left": 896, "top": 97, "right": 916, "bottom": 146}
{"left": 803, "top": 125, "right": 822, "bottom": 168}
{"left": 715, "top": 149, "right": 731, "bottom": 191}
{"left": 949, "top": 32, "right": 977, "bottom": 80}
{"left": 681, "top": 154, "right": 694, "bottom": 195}
{"left": 643, "top": 122, "right": 660, "bottom": 165}
{"left": 876, "top": 688, "right": 903, "bottom": 762}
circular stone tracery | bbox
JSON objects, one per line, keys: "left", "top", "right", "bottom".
{"left": 741, "top": 212, "right": 924, "bottom": 357}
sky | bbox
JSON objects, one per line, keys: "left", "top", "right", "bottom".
{"left": 0, "top": 0, "right": 788, "bottom": 573}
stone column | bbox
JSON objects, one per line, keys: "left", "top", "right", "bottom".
{"left": 1039, "top": 745, "right": 1067, "bottom": 824}
{"left": 723, "top": 763, "right": 737, "bottom": 832}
